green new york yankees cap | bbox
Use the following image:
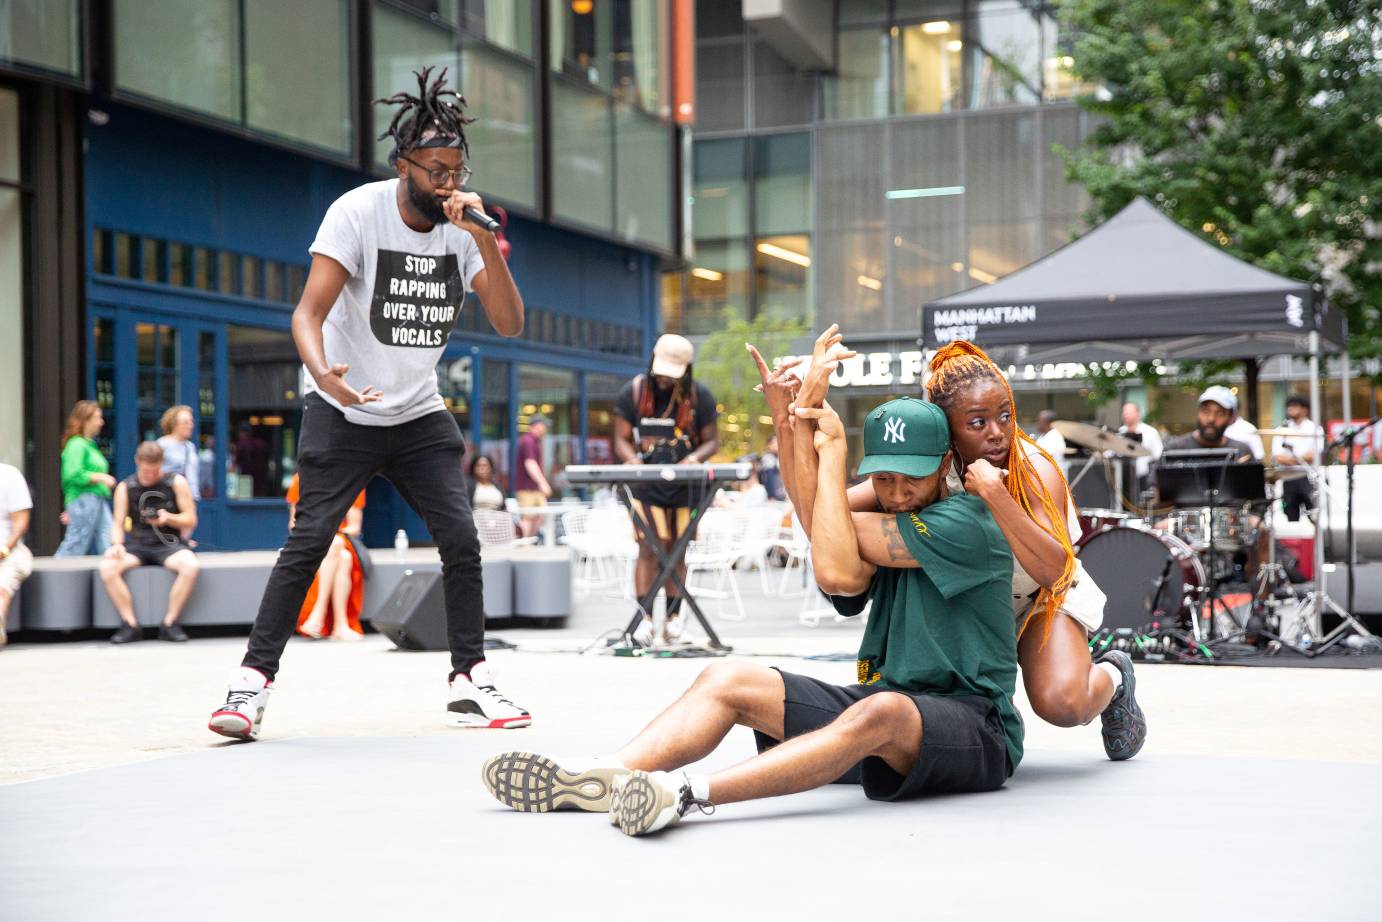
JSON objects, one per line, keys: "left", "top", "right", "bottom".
{"left": 857, "top": 397, "right": 951, "bottom": 478}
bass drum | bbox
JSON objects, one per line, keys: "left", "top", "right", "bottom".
{"left": 1077, "top": 524, "right": 1205, "bottom": 631}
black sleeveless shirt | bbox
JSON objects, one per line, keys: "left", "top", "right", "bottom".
{"left": 124, "top": 474, "right": 179, "bottom": 545}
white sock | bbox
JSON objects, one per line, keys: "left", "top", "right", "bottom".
{"left": 684, "top": 772, "right": 711, "bottom": 803}
{"left": 1097, "top": 660, "right": 1123, "bottom": 693}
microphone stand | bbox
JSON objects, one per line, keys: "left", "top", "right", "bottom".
{"left": 1312, "top": 417, "right": 1381, "bottom": 653}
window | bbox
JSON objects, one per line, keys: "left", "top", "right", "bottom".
{"left": 612, "top": 0, "right": 666, "bottom": 113}
{"left": 824, "top": 29, "right": 889, "bottom": 121}
{"left": 753, "top": 133, "right": 810, "bottom": 235}
{"left": 244, "top": 0, "right": 353, "bottom": 153}
{"left": 615, "top": 103, "right": 673, "bottom": 250}
{"left": 550, "top": 80, "right": 614, "bottom": 230}
{"left": 693, "top": 138, "right": 748, "bottom": 241}
{"left": 218, "top": 251, "right": 239, "bottom": 295}
{"left": 968, "top": 0, "right": 1041, "bottom": 108}
{"left": 480, "top": 358, "right": 511, "bottom": 491}
{"left": 518, "top": 364, "right": 577, "bottom": 493}
{"left": 753, "top": 234, "right": 811, "bottom": 325}
{"left": 684, "top": 240, "right": 749, "bottom": 334}
{"left": 141, "top": 238, "right": 162, "bottom": 283}
{"left": 197, "top": 331, "right": 219, "bottom": 499}
{"left": 436, "top": 354, "right": 474, "bottom": 435}
{"left": 585, "top": 372, "right": 626, "bottom": 466}
{"left": 548, "top": 2, "right": 674, "bottom": 247}
{"left": 115, "top": 0, "right": 242, "bottom": 122}
{"left": 227, "top": 326, "right": 302, "bottom": 499}
{"left": 91, "top": 318, "right": 117, "bottom": 464}
{"left": 135, "top": 322, "right": 179, "bottom": 444}
{"left": 0, "top": 0, "right": 82, "bottom": 78}
{"left": 894, "top": 18, "right": 963, "bottom": 114}
{"left": 549, "top": 0, "right": 613, "bottom": 91}
{"left": 373, "top": 2, "right": 538, "bottom": 209}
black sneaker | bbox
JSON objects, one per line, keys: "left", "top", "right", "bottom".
{"left": 159, "top": 623, "right": 190, "bottom": 642}
{"left": 110, "top": 624, "right": 142, "bottom": 644}
{"left": 1096, "top": 650, "right": 1146, "bottom": 761}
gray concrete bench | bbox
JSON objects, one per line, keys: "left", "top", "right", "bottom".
{"left": 91, "top": 551, "right": 280, "bottom": 628}
{"left": 14, "top": 556, "right": 100, "bottom": 631}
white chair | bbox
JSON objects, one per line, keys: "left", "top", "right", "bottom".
{"left": 776, "top": 513, "right": 814, "bottom": 598}
{"left": 684, "top": 508, "right": 747, "bottom": 621}
{"left": 473, "top": 508, "right": 537, "bottom": 548}
{"left": 735, "top": 503, "right": 791, "bottom": 594}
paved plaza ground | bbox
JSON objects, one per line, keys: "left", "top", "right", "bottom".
{"left": 2, "top": 571, "right": 1379, "bottom": 920}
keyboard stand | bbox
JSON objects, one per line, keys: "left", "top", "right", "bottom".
{"left": 618, "top": 482, "right": 730, "bottom": 651}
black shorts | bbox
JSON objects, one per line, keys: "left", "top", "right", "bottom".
{"left": 753, "top": 669, "right": 1013, "bottom": 801}
{"left": 125, "top": 541, "right": 192, "bottom": 567}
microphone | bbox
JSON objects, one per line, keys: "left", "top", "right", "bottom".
{"left": 463, "top": 206, "right": 500, "bottom": 233}
{"left": 1329, "top": 416, "right": 1381, "bottom": 449}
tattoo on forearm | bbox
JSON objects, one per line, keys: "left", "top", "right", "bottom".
{"left": 880, "top": 516, "right": 911, "bottom": 564}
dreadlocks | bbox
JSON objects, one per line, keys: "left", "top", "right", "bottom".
{"left": 374, "top": 66, "right": 475, "bottom": 162}
{"left": 927, "top": 340, "right": 1075, "bottom": 645}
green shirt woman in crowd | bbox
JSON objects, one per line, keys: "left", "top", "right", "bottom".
{"left": 55, "top": 400, "right": 117, "bottom": 557}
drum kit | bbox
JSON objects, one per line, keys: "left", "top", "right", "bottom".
{"left": 1058, "top": 421, "right": 1320, "bottom": 660}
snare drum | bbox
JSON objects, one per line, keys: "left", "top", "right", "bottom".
{"left": 1167, "top": 505, "right": 1252, "bottom": 551}
{"left": 1078, "top": 524, "right": 1205, "bottom": 631}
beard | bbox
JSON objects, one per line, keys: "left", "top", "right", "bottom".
{"left": 1199, "top": 423, "right": 1225, "bottom": 443}
{"left": 406, "top": 173, "right": 448, "bottom": 226}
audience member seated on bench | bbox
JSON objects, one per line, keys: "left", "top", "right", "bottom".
{"left": 0, "top": 462, "right": 34, "bottom": 646}
{"left": 101, "top": 442, "right": 200, "bottom": 644}
{"left": 287, "top": 474, "right": 367, "bottom": 641}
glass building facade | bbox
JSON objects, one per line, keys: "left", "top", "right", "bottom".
{"left": 669, "top": 0, "right": 1378, "bottom": 457}
{"left": 1, "top": 1, "right": 679, "bottom": 552}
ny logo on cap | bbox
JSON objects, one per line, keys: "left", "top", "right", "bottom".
{"left": 884, "top": 417, "right": 906, "bottom": 444}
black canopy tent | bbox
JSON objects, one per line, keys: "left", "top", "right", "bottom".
{"left": 921, "top": 196, "right": 1356, "bottom": 630}
{"left": 922, "top": 197, "right": 1346, "bottom": 365}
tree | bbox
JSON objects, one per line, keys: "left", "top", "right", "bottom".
{"left": 693, "top": 310, "right": 808, "bottom": 458}
{"left": 1058, "top": 0, "right": 1382, "bottom": 385}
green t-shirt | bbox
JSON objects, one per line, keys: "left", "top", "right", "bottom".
{"left": 60, "top": 436, "right": 111, "bottom": 506}
{"left": 844, "top": 493, "right": 1022, "bottom": 769}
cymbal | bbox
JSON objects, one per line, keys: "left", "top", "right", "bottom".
{"left": 1051, "top": 420, "right": 1152, "bottom": 458}
{"left": 1265, "top": 465, "right": 1310, "bottom": 483}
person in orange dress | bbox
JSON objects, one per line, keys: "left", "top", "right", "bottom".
{"left": 288, "top": 474, "right": 367, "bottom": 640}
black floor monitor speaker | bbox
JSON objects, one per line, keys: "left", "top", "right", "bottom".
{"left": 373, "top": 571, "right": 449, "bottom": 651}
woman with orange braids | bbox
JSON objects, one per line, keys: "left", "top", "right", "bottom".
{"left": 774, "top": 332, "right": 1145, "bottom": 762}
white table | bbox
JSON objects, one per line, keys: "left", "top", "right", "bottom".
{"left": 507, "top": 501, "right": 589, "bottom": 547}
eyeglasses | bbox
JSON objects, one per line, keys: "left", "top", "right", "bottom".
{"left": 399, "top": 155, "right": 472, "bottom": 188}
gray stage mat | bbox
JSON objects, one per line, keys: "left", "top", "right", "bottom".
{"left": 1, "top": 734, "right": 1375, "bottom": 922}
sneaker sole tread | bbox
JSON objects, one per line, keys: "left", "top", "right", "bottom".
{"left": 482, "top": 752, "right": 621, "bottom": 812}
{"left": 613, "top": 770, "right": 677, "bottom": 836}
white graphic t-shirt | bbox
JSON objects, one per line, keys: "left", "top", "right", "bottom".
{"left": 307, "top": 179, "right": 486, "bottom": 425}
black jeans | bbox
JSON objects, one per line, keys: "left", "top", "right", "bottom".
{"left": 243, "top": 393, "right": 485, "bottom": 681}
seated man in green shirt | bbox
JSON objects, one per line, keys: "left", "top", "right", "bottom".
{"left": 481, "top": 397, "right": 1019, "bottom": 836}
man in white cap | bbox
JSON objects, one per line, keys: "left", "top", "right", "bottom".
{"left": 1164, "top": 385, "right": 1256, "bottom": 460}
{"left": 613, "top": 333, "right": 719, "bottom": 645}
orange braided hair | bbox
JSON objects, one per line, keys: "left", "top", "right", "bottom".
{"left": 927, "top": 341, "right": 1075, "bottom": 643}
